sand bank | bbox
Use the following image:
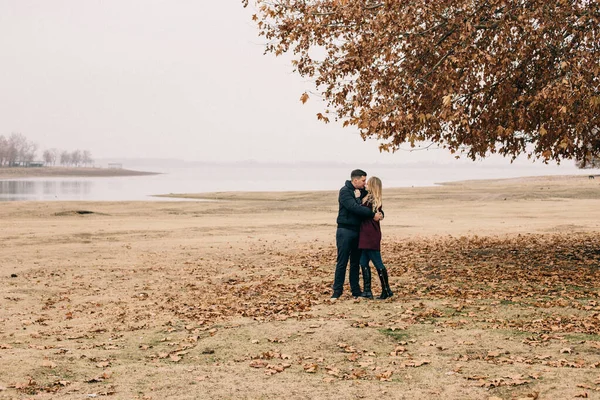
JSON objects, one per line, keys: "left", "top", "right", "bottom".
{"left": 0, "top": 166, "right": 159, "bottom": 179}
{"left": 1, "top": 175, "right": 599, "bottom": 399}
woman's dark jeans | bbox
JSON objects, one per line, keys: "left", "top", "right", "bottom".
{"left": 360, "top": 250, "right": 386, "bottom": 270}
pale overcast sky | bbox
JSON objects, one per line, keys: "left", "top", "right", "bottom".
{"left": 0, "top": 1, "right": 581, "bottom": 168}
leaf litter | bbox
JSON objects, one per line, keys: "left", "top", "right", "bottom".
{"left": 3, "top": 231, "right": 600, "bottom": 397}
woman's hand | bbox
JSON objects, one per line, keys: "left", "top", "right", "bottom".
{"left": 354, "top": 189, "right": 361, "bottom": 198}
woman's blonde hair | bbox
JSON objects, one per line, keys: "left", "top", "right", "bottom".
{"left": 365, "top": 176, "right": 382, "bottom": 212}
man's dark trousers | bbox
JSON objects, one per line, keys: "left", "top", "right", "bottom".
{"left": 332, "top": 227, "right": 362, "bottom": 296}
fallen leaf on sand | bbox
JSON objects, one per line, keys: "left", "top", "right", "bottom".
{"left": 249, "top": 360, "right": 267, "bottom": 368}
{"left": 41, "top": 360, "right": 57, "bottom": 369}
{"left": 376, "top": 370, "right": 393, "bottom": 381}
{"left": 303, "top": 363, "right": 318, "bottom": 373}
{"left": 96, "top": 362, "right": 110, "bottom": 368}
{"left": 560, "top": 348, "right": 572, "bottom": 354}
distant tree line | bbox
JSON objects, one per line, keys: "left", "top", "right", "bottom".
{"left": 41, "top": 148, "right": 93, "bottom": 167}
{"left": 0, "top": 132, "right": 93, "bottom": 167}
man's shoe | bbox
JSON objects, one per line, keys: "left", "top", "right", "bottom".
{"left": 331, "top": 291, "right": 342, "bottom": 299}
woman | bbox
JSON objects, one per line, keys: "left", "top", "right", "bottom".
{"left": 359, "top": 176, "right": 393, "bottom": 300}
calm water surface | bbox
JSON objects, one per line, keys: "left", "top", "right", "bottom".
{"left": 0, "top": 163, "right": 595, "bottom": 201}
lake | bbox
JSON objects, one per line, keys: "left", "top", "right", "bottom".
{"left": 0, "top": 162, "right": 595, "bottom": 201}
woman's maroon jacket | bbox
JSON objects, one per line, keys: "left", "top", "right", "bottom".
{"left": 358, "top": 202, "right": 382, "bottom": 251}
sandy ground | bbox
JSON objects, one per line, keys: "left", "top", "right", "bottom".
{"left": 0, "top": 167, "right": 158, "bottom": 179}
{"left": 1, "top": 175, "right": 600, "bottom": 399}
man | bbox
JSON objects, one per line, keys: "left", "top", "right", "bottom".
{"left": 332, "top": 169, "right": 382, "bottom": 299}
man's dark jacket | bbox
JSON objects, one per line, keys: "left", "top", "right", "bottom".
{"left": 336, "top": 180, "right": 376, "bottom": 231}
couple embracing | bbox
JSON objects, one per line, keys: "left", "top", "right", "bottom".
{"left": 331, "top": 169, "right": 393, "bottom": 300}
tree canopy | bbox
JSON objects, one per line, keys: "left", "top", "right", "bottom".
{"left": 244, "top": 0, "right": 600, "bottom": 163}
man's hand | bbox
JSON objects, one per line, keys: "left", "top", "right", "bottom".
{"left": 354, "top": 189, "right": 361, "bottom": 198}
{"left": 374, "top": 212, "right": 382, "bottom": 221}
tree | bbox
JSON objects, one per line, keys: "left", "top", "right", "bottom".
{"left": 576, "top": 128, "right": 600, "bottom": 168}
{"left": 0, "top": 135, "right": 7, "bottom": 166}
{"left": 60, "top": 150, "right": 72, "bottom": 166}
{"left": 245, "top": 0, "right": 600, "bottom": 163}
{"left": 71, "top": 150, "right": 82, "bottom": 167}
{"left": 576, "top": 157, "right": 600, "bottom": 169}
{"left": 6, "top": 133, "right": 22, "bottom": 166}
{"left": 6, "top": 133, "right": 36, "bottom": 166}
{"left": 42, "top": 148, "right": 60, "bottom": 165}
{"left": 42, "top": 150, "right": 53, "bottom": 166}
{"left": 82, "top": 150, "right": 93, "bottom": 167}
{"left": 49, "top": 148, "right": 59, "bottom": 166}
{"left": 23, "top": 141, "right": 37, "bottom": 163}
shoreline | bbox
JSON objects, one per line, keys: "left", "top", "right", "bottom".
{"left": 155, "top": 173, "right": 600, "bottom": 200}
{"left": 0, "top": 166, "right": 160, "bottom": 179}
{"left": 0, "top": 171, "right": 597, "bottom": 202}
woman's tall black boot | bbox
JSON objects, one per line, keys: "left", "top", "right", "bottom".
{"left": 360, "top": 264, "right": 373, "bottom": 299}
{"left": 377, "top": 268, "right": 393, "bottom": 300}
